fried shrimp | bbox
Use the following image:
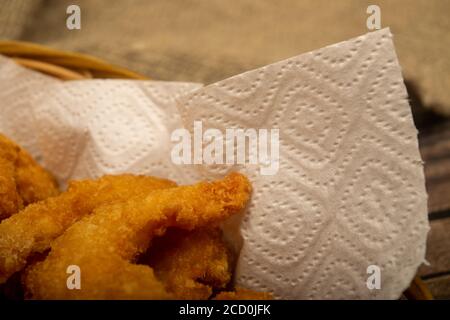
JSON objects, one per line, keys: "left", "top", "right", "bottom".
{"left": 145, "top": 227, "right": 232, "bottom": 299}
{"left": 0, "top": 174, "right": 176, "bottom": 283}
{"left": 24, "top": 173, "right": 251, "bottom": 299}
{"left": 14, "top": 145, "right": 59, "bottom": 207}
{"left": 0, "top": 145, "right": 21, "bottom": 219}
{"left": 0, "top": 134, "right": 59, "bottom": 220}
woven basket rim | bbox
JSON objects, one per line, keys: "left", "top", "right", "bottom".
{"left": 0, "top": 40, "right": 148, "bottom": 80}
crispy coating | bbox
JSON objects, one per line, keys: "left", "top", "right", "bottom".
{"left": 0, "top": 134, "right": 59, "bottom": 220}
{"left": 24, "top": 173, "right": 251, "bottom": 299}
{"left": 0, "top": 148, "right": 21, "bottom": 219}
{"left": 14, "top": 147, "right": 59, "bottom": 207}
{"left": 0, "top": 174, "right": 176, "bottom": 283}
{"left": 214, "top": 288, "right": 273, "bottom": 300}
{"left": 145, "top": 227, "right": 232, "bottom": 299}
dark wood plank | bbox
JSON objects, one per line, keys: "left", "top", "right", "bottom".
{"left": 418, "top": 218, "right": 450, "bottom": 277}
{"left": 426, "top": 182, "right": 450, "bottom": 214}
{"left": 419, "top": 121, "right": 450, "bottom": 213}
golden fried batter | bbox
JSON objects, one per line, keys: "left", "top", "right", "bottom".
{"left": 146, "top": 228, "right": 232, "bottom": 299}
{"left": 214, "top": 288, "right": 273, "bottom": 300}
{"left": 0, "top": 149, "right": 21, "bottom": 219}
{"left": 0, "top": 174, "right": 176, "bottom": 283}
{"left": 14, "top": 147, "right": 59, "bottom": 206}
{"left": 24, "top": 173, "right": 251, "bottom": 299}
{"left": 0, "top": 134, "right": 59, "bottom": 220}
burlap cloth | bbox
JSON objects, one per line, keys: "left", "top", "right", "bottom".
{"left": 1, "top": 0, "right": 449, "bottom": 115}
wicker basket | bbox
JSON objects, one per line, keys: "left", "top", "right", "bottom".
{"left": 0, "top": 40, "right": 433, "bottom": 300}
{"left": 0, "top": 40, "right": 147, "bottom": 80}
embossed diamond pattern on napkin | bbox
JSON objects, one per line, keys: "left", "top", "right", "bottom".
{"left": 176, "top": 28, "right": 429, "bottom": 299}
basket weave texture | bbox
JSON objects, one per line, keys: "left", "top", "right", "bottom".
{"left": 0, "top": 40, "right": 147, "bottom": 80}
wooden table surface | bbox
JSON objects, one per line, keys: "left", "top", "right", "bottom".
{"left": 409, "top": 83, "right": 450, "bottom": 300}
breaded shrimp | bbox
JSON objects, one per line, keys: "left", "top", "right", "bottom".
{"left": 14, "top": 146, "right": 59, "bottom": 206}
{"left": 24, "top": 173, "right": 251, "bottom": 299}
{"left": 0, "top": 150, "right": 21, "bottom": 219}
{"left": 0, "top": 134, "right": 59, "bottom": 220}
{"left": 145, "top": 227, "right": 232, "bottom": 299}
{"left": 0, "top": 174, "right": 176, "bottom": 283}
